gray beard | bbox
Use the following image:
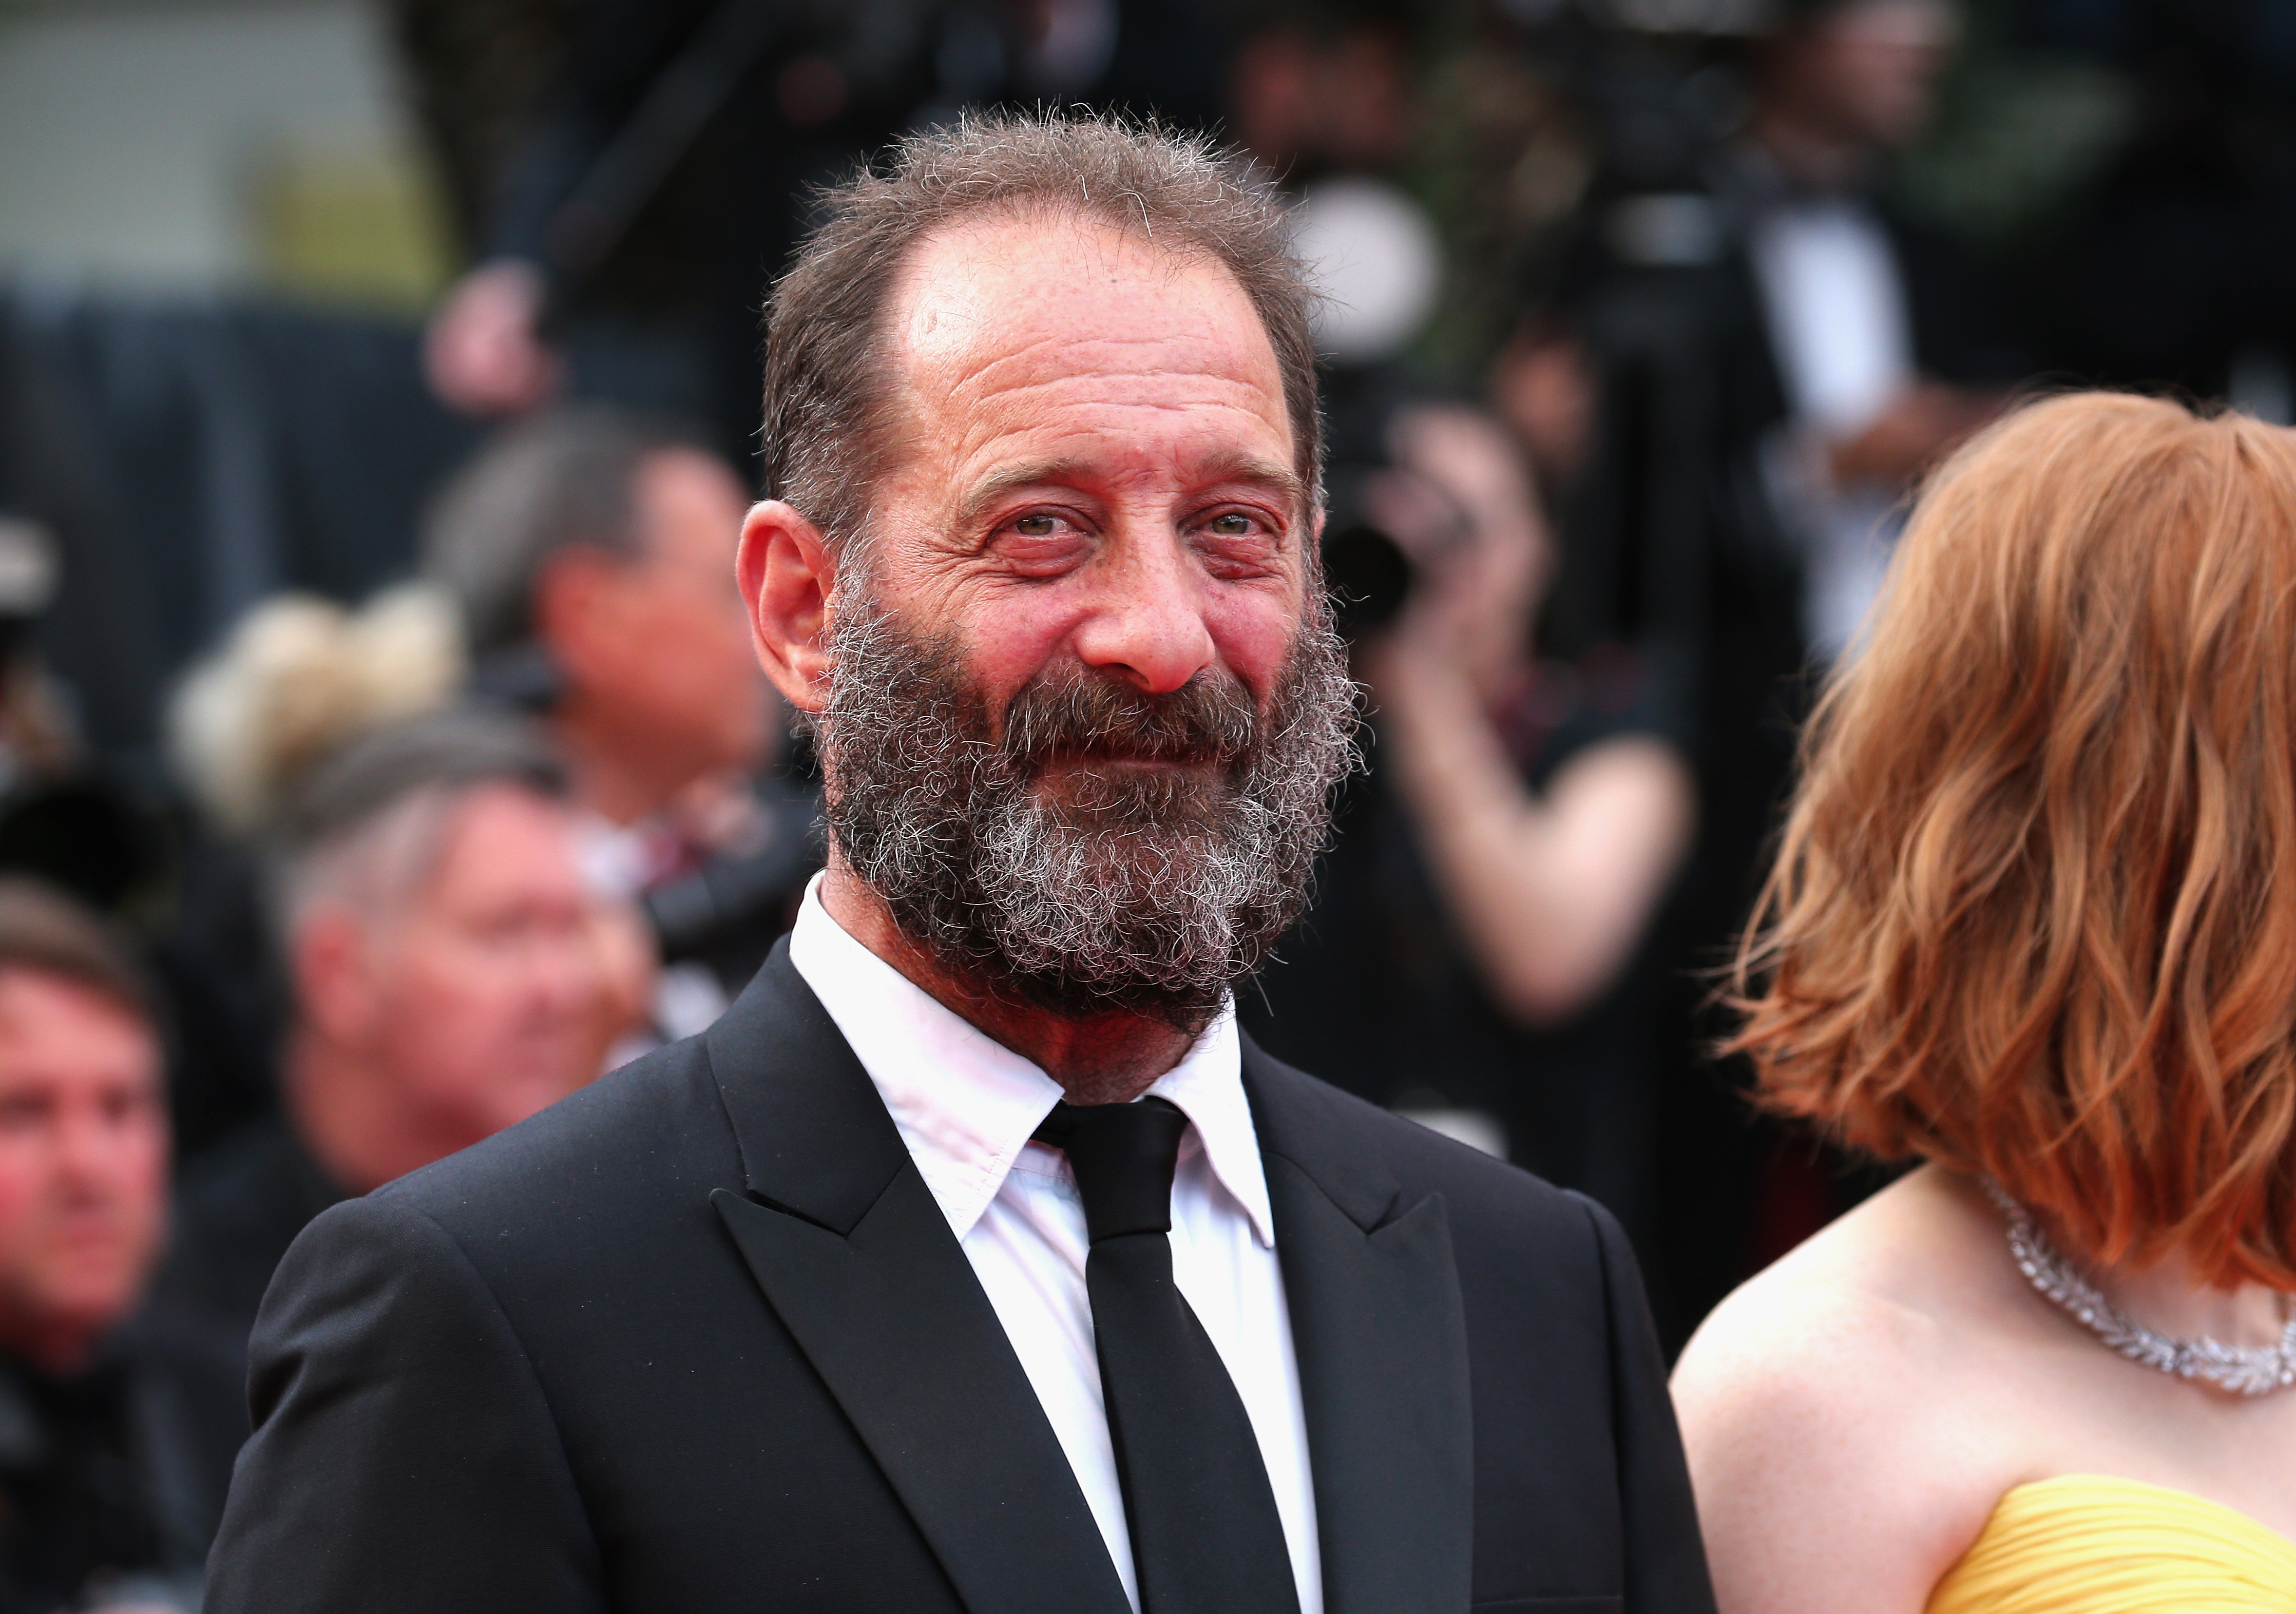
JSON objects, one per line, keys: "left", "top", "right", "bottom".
{"left": 817, "top": 590, "right": 1359, "bottom": 1028}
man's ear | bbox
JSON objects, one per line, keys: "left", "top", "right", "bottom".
{"left": 291, "top": 911, "right": 372, "bottom": 1045}
{"left": 738, "top": 500, "right": 837, "bottom": 716}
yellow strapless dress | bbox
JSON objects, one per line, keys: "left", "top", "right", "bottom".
{"left": 1926, "top": 1474, "right": 2296, "bottom": 1613}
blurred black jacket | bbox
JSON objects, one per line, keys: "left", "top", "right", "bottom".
{"left": 0, "top": 1322, "right": 243, "bottom": 1613}
{"left": 150, "top": 1117, "right": 348, "bottom": 1373}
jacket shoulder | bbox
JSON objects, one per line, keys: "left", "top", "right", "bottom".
{"left": 374, "top": 1031, "right": 742, "bottom": 1245}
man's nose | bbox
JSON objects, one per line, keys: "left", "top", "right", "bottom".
{"left": 52, "top": 1107, "right": 116, "bottom": 1190}
{"left": 1070, "top": 531, "right": 1218, "bottom": 696}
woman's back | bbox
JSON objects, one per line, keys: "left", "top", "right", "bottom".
{"left": 1674, "top": 1169, "right": 2296, "bottom": 1613}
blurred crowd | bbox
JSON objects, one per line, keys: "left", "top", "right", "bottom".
{"left": 0, "top": 0, "right": 2289, "bottom": 1604}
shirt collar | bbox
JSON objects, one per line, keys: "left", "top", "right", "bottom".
{"left": 786, "top": 875, "right": 1275, "bottom": 1247}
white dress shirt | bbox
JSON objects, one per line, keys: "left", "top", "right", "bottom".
{"left": 787, "top": 877, "right": 1323, "bottom": 1614}
{"left": 1749, "top": 194, "right": 1916, "bottom": 661}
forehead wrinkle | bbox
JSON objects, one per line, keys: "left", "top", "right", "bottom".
{"left": 936, "top": 397, "right": 1296, "bottom": 502}
{"left": 935, "top": 330, "right": 1280, "bottom": 402}
{"left": 892, "top": 334, "right": 1289, "bottom": 497}
{"left": 957, "top": 381, "right": 1285, "bottom": 429}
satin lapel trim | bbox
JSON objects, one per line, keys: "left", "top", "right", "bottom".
{"left": 703, "top": 947, "right": 1129, "bottom": 1614}
{"left": 1247, "top": 1051, "right": 1475, "bottom": 1614}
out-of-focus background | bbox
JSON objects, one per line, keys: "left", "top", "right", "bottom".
{"left": 0, "top": 3, "right": 2288, "bottom": 1598}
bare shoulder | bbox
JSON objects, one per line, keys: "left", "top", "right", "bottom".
{"left": 1671, "top": 1183, "right": 1954, "bottom": 1518}
{"left": 1671, "top": 1167, "right": 2021, "bottom": 1614}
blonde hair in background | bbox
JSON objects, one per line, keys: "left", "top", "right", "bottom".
{"left": 168, "top": 583, "right": 466, "bottom": 838}
{"left": 1730, "top": 391, "right": 2296, "bottom": 1289}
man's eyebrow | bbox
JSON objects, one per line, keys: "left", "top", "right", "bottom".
{"left": 952, "top": 453, "right": 1309, "bottom": 531}
{"left": 953, "top": 459, "right": 1096, "bottom": 529}
{"left": 1194, "top": 453, "right": 1307, "bottom": 512}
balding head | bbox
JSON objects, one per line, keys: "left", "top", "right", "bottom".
{"left": 759, "top": 110, "right": 1324, "bottom": 556}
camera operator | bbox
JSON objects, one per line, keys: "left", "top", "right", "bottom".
{"left": 423, "top": 408, "right": 818, "bottom": 1020}
{"left": 1481, "top": 0, "right": 2031, "bottom": 1344}
{"left": 1365, "top": 407, "right": 1694, "bottom": 1030}
{"left": 1246, "top": 404, "right": 1695, "bottom": 1240}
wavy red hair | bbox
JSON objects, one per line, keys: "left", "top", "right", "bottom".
{"left": 1731, "top": 392, "right": 2296, "bottom": 1288}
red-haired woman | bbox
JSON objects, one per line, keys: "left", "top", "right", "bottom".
{"left": 1674, "top": 392, "right": 2296, "bottom": 1613}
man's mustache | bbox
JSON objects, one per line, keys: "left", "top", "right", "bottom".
{"left": 997, "top": 666, "right": 1259, "bottom": 768}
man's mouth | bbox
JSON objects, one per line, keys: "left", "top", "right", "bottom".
{"left": 1028, "top": 746, "right": 1230, "bottom": 784}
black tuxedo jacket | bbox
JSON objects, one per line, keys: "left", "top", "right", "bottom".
{"left": 204, "top": 945, "right": 1715, "bottom": 1613}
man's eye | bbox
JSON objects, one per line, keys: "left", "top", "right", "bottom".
{"left": 1014, "top": 515, "right": 1059, "bottom": 537}
{"left": 1208, "top": 512, "right": 1257, "bottom": 536}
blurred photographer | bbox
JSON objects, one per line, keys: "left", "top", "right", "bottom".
{"left": 423, "top": 408, "right": 816, "bottom": 1015}
{"left": 1246, "top": 404, "right": 1694, "bottom": 1231}
{"left": 1366, "top": 407, "right": 1694, "bottom": 1028}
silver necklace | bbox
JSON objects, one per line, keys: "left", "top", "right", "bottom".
{"left": 1981, "top": 1178, "right": 2296, "bottom": 1396}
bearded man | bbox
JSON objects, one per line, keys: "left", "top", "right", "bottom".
{"left": 205, "top": 114, "right": 1713, "bottom": 1614}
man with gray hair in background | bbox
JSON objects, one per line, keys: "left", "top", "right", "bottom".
{"left": 207, "top": 114, "right": 1713, "bottom": 1614}
{"left": 155, "top": 710, "right": 650, "bottom": 1360}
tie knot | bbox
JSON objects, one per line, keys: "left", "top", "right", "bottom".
{"left": 1034, "top": 1097, "right": 1188, "bottom": 1243}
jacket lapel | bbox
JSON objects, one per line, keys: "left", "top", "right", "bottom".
{"left": 704, "top": 945, "right": 1131, "bottom": 1614}
{"left": 1244, "top": 1037, "right": 1476, "bottom": 1614}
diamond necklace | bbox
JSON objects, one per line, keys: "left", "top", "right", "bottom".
{"left": 1981, "top": 1178, "right": 2296, "bottom": 1396}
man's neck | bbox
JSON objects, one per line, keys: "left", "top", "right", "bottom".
{"left": 550, "top": 700, "right": 685, "bottom": 827}
{"left": 283, "top": 1031, "right": 460, "bottom": 1196}
{"left": 818, "top": 864, "right": 1200, "bottom": 1105}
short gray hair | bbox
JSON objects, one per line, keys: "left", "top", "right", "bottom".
{"left": 423, "top": 407, "right": 698, "bottom": 655}
{"left": 270, "top": 708, "right": 567, "bottom": 939}
{"left": 761, "top": 110, "right": 1324, "bottom": 554}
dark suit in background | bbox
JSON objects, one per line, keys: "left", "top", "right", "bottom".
{"left": 206, "top": 944, "right": 1713, "bottom": 1613}
{"left": 0, "top": 1320, "right": 244, "bottom": 1614}
{"left": 149, "top": 1116, "right": 347, "bottom": 1375}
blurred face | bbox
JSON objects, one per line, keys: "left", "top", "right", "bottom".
{"left": 556, "top": 448, "right": 772, "bottom": 804}
{"left": 0, "top": 971, "right": 165, "bottom": 1369}
{"left": 1775, "top": 0, "right": 1956, "bottom": 151}
{"left": 1230, "top": 25, "right": 1412, "bottom": 175}
{"left": 342, "top": 785, "right": 633, "bottom": 1156}
{"left": 798, "top": 213, "right": 1355, "bottom": 1020}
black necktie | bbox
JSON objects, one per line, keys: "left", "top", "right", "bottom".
{"left": 1034, "top": 1097, "right": 1303, "bottom": 1614}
